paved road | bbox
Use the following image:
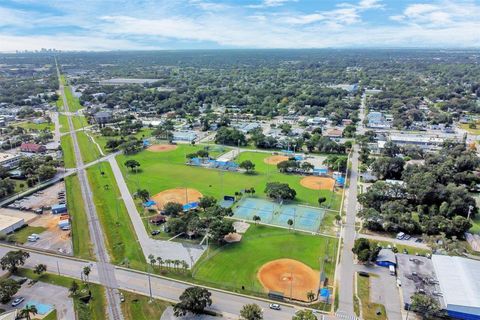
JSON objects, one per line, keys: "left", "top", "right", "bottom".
{"left": 56, "top": 60, "right": 124, "bottom": 320}
{"left": 0, "top": 244, "right": 323, "bottom": 320}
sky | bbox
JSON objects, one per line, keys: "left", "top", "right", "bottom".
{"left": 0, "top": 0, "right": 480, "bottom": 51}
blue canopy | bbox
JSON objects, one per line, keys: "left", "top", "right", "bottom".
{"left": 183, "top": 202, "right": 199, "bottom": 211}
{"left": 143, "top": 200, "right": 156, "bottom": 207}
{"left": 320, "top": 287, "right": 331, "bottom": 298}
{"left": 336, "top": 176, "right": 346, "bottom": 185}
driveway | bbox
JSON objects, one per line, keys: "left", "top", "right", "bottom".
{"left": 0, "top": 280, "right": 75, "bottom": 320}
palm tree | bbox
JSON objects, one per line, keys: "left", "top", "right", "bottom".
{"left": 19, "top": 305, "right": 38, "bottom": 320}
{"left": 306, "top": 291, "right": 316, "bottom": 302}
{"left": 69, "top": 280, "right": 79, "bottom": 296}
{"left": 252, "top": 215, "right": 261, "bottom": 225}
{"left": 157, "top": 257, "right": 163, "bottom": 269}
{"left": 181, "top": 260, "right": 189, "bottom": 273}
{"left": 83, "top": 266, "right": 91, "bottom": 284}
{"left": 148, "top": 254, "right": 156, "bottom": 268}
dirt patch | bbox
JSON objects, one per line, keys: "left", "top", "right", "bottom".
{"left": 224, "top": 232, "right": 242, "bottom": 243}
{"left": 152, "top": 188, "right": 203, "bottom": 209}
{"left": 257, "top": 258, "right": 319, "bottom": 301}
{"left": 300, "top": 176, "right": 336, "bottom": 190}
{"left": 264, "top": 155, "right": 289, "bottom": 165}
{"left": 147, "top": 144, "right": 178, "bottom": 152}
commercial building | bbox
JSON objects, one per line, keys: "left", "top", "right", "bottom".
{"left": 375, "top": 248, "right": 396, "bottom": 267}
{"left": 172, "top": 131, "right": 197, "bottom": 142}
{"left": 367, "top": 111, "right": 392, "bottom": 128}
{"left": 20, "top": 142, "right": 46, "bottom": 154}
{"left": 432, "top": 255, "right": 480, "bottom": 320}
{"left": 0, "top": 153, "right": 21, "bottom": 169}
{"left": 0, "top": 215, "right": 25, "bottom": 235}
{"left": 389, "top": 134, "right": 444, "bottom": 150}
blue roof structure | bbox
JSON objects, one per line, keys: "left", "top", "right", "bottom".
{"left": 183, "top": 202, "right": 199, "bottom": 211}
{"left": 294, "top": 155, "right": 303, "bottom": 160}
{"left": 336, "top": 176, "right": 345, "bottom": 186}
{"left": 320, "top": 287, "right": 331, "bottom": 298}
{"left": 143, "top": 200, "right": 156, "bottom": 207}
{"left": 52, "top": 204, "right": 66, "bottom": 210}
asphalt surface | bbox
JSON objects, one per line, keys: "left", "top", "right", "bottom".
{"left": 56, "top": 60, "right": 124, "bottom": 320}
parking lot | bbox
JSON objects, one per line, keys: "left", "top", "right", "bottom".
{"left": 0, "top": 279, "right": 74, "bottom": 320}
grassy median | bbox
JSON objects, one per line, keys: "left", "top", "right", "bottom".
{"left": 61, "top": 135, "right": 76, "bottom": 168}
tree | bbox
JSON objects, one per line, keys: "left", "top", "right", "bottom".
{"left": 83, "top": 266, "right": 91, "bottom": 283}
{"left": 264, "top": 182, "right": 296, "bottom": 202}
{"left": 214, "top": 127, "right": 247, "bottom": 146}
{"left": 240, "top": 303, "right": 263, "bottom": 320}
{"left": 0, "top": 278, "right": 20, "bottom": 303}
{"left": 252, "top": 215, "right": 261, "bottom": 224}
{"left": 292, "top": 309, "right": 317, "bottom": 320}
{"left": 287, "top": 219, "right": 294, "bottom": 230}
{"left": 69, "top": 280, "right": 79, "bottom": 295}
{"left": 163, "top": 202, "right": 184, "bottom": 217}
{"left": 135, "top": 189, "right": 150, "bottom": 202}
{"left": 173, "top": 286, "right": 212, "bottom": 316}
{"left": 33, "top": 264, "right": 47, "bottom": 276}
{"left": 352, "top": 238, "right": 380, "bottom": 263}
{"left": 19, "top": 304, "right": 38, "bottom": 320}
{"left": 124, "top": 159, "right": 141, "bottom": 172}
{"left": 240, "top": 160, "right": 256, "bottom": 174}
{"left": 199, "top": 196, "right": 217, "bottom": 211}
{"left": 371, "top": 157, "right": 405, "bottom": 180}
{"left": 306, "top": 291, "right": 316, "bottom": 302}
{"left": 0, "top": 250, "right": 30, "bottom": 273}
{"left": 410, "top": 293, "right": 441, "bottom": 319}
{"left": 318, "top": 197, "right": 326, "bottom": 207}
{"left": 301, "top": 162, "right": 314, "bottom": 173}
{"left": 209, "top": 219, "right": 235, "bottom": 243}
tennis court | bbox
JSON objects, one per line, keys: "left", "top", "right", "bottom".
{"left": 233, "top": 197, "right": 325, "bottom": 232}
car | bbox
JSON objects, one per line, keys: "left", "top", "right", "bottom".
{"left": 119, "top": 292, "right": 125, "bottom": 302}
{"left": 151, "top": 230, "right": 161, "bottom": 236}
{"left": 415, "top": 238, "right": 423, "bottom": 243}
{"left": 11, "top": 297, "right": 24, "bottom": 307}
{"left": 27, "top": 235, "right": 40, "bottom": 242}
{"left": 269, "top": 303, "right": 281, "bottom": 310}
{"left": 396, "top": 232, "right": 405, "bottom": 240}
{"left": 358, "top": 271, "right": 370, "bottom": 277}
{"left": 403, "top": 234, "right": 411, "bottom": 240}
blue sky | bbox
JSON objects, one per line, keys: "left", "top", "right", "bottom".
{"left": 0, "top": 0, "right": 479, "bottom": 51}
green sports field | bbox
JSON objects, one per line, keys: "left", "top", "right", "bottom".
{"left": 117, "top": 145, "right": 341, "bottom": 211}
{"left": 193, "top": 224, "right": 337, "bottom": 296}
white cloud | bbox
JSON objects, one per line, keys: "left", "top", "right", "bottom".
{"left": 246, "top": 0, "right": 297, "bottom": 9}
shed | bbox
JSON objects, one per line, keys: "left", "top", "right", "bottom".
{"left": 52, "top": 204, "right": 67, "bottom": 214}
{"left": 375, "top": 248, "right": 396, "bottom": 267}
{"left": 0, "top": 215, "right": 25, "bottom": 235}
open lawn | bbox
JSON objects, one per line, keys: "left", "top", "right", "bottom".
{"left": 72, "top": 116, "right": 89, "bottom": 130}
{"left": 193, "top": 224, "right": 337, "bottom": 297}
{"left": 59, "top": 115, "right": 69, "bottom": 133}
{"left": 471, "top": 215, "right": 480, "bottom": 234}
{"left": 86, "top": 162, "right": 145, "bottom": 269}
{"left": 77, "top": 131, "right": 102, "bottom": 164}
{"left": 118, "top": 146, "right": 341, "bottom": 210}
{"left": 65, "top": 175, "right": 94, "bottom": 260}
{"left": 120, "top": 291, "right": 170, "bottom": 320}
{"left": 14, "top": 226, "right": 47, "bottom": 243}
{"left": 357, "top": 274, "right": 387, "bottom": 320}
{"left": 460, "top": 123, "right": 480, "bottom": 135}
{"left": 61, "top": 135, "right": 75, "bottom": 168}
{"left": 18, "top": 121, "right": 54, "bottom": 132}
{"left": 376, "top": 241, "right": 431, "bottom": 256}
{"left": 17, "top": 268, "right": 106, "bottom": 320}
{"left": 56, "top": 96, "right": 64, "bottom": 111}
{"left": 64, "top": 85, "right": 83, "bottom": 112}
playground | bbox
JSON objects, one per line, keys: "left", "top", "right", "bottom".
{"left": 147, "top": 144, "right": 178, "bottom": 152}
{"left": 151, "top": 188, "right": 203, "bottom": 209}
{"left": 233, "top": 197, "right": 325, "bottom": 232}
{"left": 257, "top": 258, "right": 319, "bottom": 301}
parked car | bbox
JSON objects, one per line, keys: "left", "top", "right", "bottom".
{"left": 269, "top": 303, "right": 281, "bottom": 310}
{"left": 119, "top": 292, "right": 125, "bottom": 302}
{"left": 396, "top": 232, "right": 405, "bottom": 240}
{"left": 27, "top": 234, "right": 40, "bottom": 242}
{"left": 403, "top": 234, "right": 411, "bottom": 240}
{"left": 358, "top": 271, "right": 370, "bottom": 277}
{"left": 11, "top": 297, "right": 24, "bottom": 307}
{"left": 151, "top": 230, "right": 161, "bottom": 236}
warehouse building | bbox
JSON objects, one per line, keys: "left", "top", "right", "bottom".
{"left": 0, "top": 215, "right": 25, "bottom": 235}
{"left": 432, "top": 255, "right": 480, "bottom": 320}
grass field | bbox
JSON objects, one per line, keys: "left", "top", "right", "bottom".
{"left": 93, "top": 128, "right": 154, "bottom": 154}
{"left": 72, "top": 116, "right": 89, "bottom": 131}
{"left": 18, "top": 121, "right": 54, "bottom": 132}
{"left": 43, "top": 309, "right": 57, "bottom": 320}
{"left": 59, "top": 115, "right": 69, "bottom": 133}
{"left": 193, "top": 224, "right": 337, "bottom": 297}
{"left": 77, "top": 131, "right": 102, "bottom": 163}
{"left": 65, "top": 175, "right": 94, "bottom": 260}
{"left": 460, "top": 123, "right": 480, "bottom": 135}
{"left": 376, "top": 241, "right": 431, "bottom": 256}
{"left": 64, "top": 85, "right": 83, "bottom": 112}
{"left": 14, "top": 226, "right": 47, "bottom": 243}
{"left": 61, "top": 135, "right": 76, "bottom": 168}
{"left": 118, "top": 145, "right": 341, "bottom": 210}
{"left": 357, "top": 274, "right": 387, "bottom": 320}
{"left": 56, "top": 97, "right": 64, "bottom": 111}
{"left": 17, "top": 269, "right": 106, "bottom": 320}
{"left": 120, "top": 291, "right": 170, "bottom": 320}
{"left": 86, "top": 162, "right": 145, "bottom": 269}
{"left": 471, "top": 215, "right": 480, "bottom": 234}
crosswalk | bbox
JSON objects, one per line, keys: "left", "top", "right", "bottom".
{"left": 334, "top": 311, "right": 359, "bottom": 320}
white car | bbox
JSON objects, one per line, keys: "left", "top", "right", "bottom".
{"left": 11, "top": 297, "right": 24, "bottom": 307}
{"left": 269, "top": 303, "right": 281, "bottom": 310}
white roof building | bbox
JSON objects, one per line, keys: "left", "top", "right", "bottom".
{"left": 432, "top": 255, "right": 480, "bottom": 319}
